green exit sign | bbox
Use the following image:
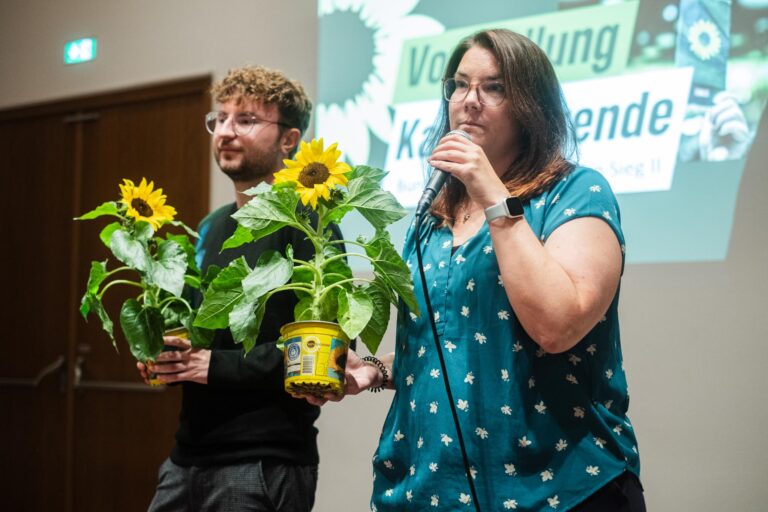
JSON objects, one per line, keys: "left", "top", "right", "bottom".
{"left": 64, "top": 38, "right": 97, "bottom": 64}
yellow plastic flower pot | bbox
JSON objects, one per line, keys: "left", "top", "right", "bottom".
{"left": 147, "top": 326, "right": 188, "bottom": 387}
{"left": 281, "top": 320, "right": 350, "bottom": 397}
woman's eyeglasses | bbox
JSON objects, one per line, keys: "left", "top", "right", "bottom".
{"left": 443, "top": 78, "right": 506, "bottom": 107}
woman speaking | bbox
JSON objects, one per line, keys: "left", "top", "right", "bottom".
{"left": 307, "top": 28, "right": 645, "bottom": 512}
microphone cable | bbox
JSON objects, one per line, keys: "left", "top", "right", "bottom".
{"left": 414, "top": 210, "right": 482, "bottom": 512}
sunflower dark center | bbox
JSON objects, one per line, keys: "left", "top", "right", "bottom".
{"left": 131, "top": 198, "right": 154, "bottom": 217}
{"left": 299, "top": 162, "right": 330, "bottom": 187}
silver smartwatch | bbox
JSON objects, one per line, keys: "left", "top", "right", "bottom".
{"left": 484, "top": 196, "right": 524, "bottom": 222}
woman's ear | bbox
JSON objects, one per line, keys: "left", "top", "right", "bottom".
{"left": 281, "top": 128, "right": 301, "bottom": 157}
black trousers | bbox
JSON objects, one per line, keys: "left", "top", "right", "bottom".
{"left": 572, "top": 471, "right": 646, "bottom": 512}
{"left": 147, "top": 457, "right": 318, "bottom": 512}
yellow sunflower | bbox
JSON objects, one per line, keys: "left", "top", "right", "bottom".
{"left": 119, "top": 178, "right": 177, "bottom": 230}
{"left": 274, "top": 138, "right": 351, "bottom": 209}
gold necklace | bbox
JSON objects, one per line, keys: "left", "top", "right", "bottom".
{"left": 461, "top": 204, "right": 479, "bottom": 223}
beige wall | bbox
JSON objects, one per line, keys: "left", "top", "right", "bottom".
{"left": 0, "top": 0, "right": 319, "bottom": 211}
{"left": 2, "top": 1, "right": 767, "bottom": 510}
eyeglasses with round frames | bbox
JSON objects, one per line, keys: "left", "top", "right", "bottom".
{"left": 442, "top": 78, "right": 506, "bottom": 107}
{"left": 204, "top": 111, "right": 290, "bottom": 136}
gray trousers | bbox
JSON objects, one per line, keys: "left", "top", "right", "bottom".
{"left": 148, "top": 457, "right": 318, "bottom": 512}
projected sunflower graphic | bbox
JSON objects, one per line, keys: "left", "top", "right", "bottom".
{"left": 316, "top": 0, "right": 443, "bottom": 166}
{"left": 687, "top": 18, "right": 722, "bottom": 61}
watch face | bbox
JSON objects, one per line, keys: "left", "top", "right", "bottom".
{"left": 505, "top": 197, "right": 524, "bottom": 217}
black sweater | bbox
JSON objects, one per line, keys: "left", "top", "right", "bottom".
{"left": 170, "top": 202, "right": 342, "bottom": 467}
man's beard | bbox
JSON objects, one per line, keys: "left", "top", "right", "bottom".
{"left": 215, "top": 141, "right": 280, "bottom": 182}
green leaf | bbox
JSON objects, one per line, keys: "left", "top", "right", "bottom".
{"left": 79, "top": 293, "right": 116, "bottom": 349}
{"left": 291, "top": 244, "right": 352, "bottom": 322}
{"left": 232, "top": 187, "right": 301, "bottom": 243}
{"left": 110, "top": 227, "right": 151, "bottom": 272}
{"left": 337, "top": 288, "right": 373, "bottom": 340}
{"left": 229, "top": 297, "right": 267, "bottom": 354}
{"left": 119, "top": 299, "right": 165, "bottom": 361}
{"left": 193, "top": 257, "right": 249, "bottom": 329}
{"left": 75, "top": 201, "right": 119, "bottom": 220}
{"left": 318, "top": 287, "right": 341, "bottom": 322}
{"left": 183, "top": 310, "right": 215, "bottom": 348}
{"left": 162, "top": 301, "right": 186, "bottom": 330}
{"left": 183, "top": 274, "right": 201, "bottom": 289}
{"left": 344, "top": 179, "right": 407, "bottom": 230}
{"left": 147, "top": 239, "right": 187, "bottom": 297}
{"left": 322, "top": 204, "right": 353, "bottom": 226}
{"left": 318, "top": 251, "right": 353, "bottom": 321}
{"left": 362, "top": 230, "right": 419, "bottom": 314}
{"left": 166, "top": 219, "right": 199, "bottom": 239}
{"left": 294, "top": 296, "right": 314, "bottom": 321}
{"left": 85, "top": 260, "right": 109, "bottom": 295}
{"left": 221, "top": 224, "right": 254, "bottom": 251}
{"left": 166, "top": 233, "right": 200, "bottom": 275}
{"left": 242, "top": 250, "right": 293, "bottom": 301}
{"left": 321, "top": 246, "right": 353, "bottom": 285}
{"left": 358, "top": 281, "right": 391, "bottom": 355}
{"left": 79, "top": 292, "right": 93, "bottom": 319}
{"left": 241, "top": 181, "right": 273, "bottom": 196}
{"left": 132, "top": 221, "right": 155, "bottom": 242}
{"left": 99, "top": 222, "right": 122, "bottom": 249}
{"left": 292, "top": 243, "right": 350, "bottom": 291}
{"left": 291, "top": 266, "right": 314, "bottom": 298}
{"left": 323, "top": 166, "right": 391, "bottom": 226}
{"left": 323, "top": 289, "right": 345, "bottom": 322}
{"left": 201, "top": 264, "right": 222, "bottom": 289}
{"left": 293, "top": 279, "right": 341, "bottom": 322}
{"left": 346, "top": 165, "right": 388, "bottom": 185}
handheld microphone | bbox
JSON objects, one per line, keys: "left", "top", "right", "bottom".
{"left": 414, "top": 129, "right": 471, "bottom": 218}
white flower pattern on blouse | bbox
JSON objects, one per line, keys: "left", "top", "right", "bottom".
{"left": 371, "top": 168, "right": 639, "bottom": 512}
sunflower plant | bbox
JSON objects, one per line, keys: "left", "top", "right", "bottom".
{"left": 77, "top": 178, "right": 214, "bottom": 363}
{"left": 193, "top": 139, "right": 419, "bottom": 355}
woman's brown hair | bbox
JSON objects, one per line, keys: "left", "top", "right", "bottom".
{"left": 425, "top": 29, "right": 577, "bottom": 224}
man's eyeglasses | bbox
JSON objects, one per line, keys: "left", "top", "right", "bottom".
{"left": 205, "top": 111, "right": 290, "bottom": 136}
{"left": 442, "top": 78, "right": 506, "bottom": 107}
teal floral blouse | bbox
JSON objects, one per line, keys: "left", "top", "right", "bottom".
{"left": 371, "top": 167, "right": 640, "bottom": 511}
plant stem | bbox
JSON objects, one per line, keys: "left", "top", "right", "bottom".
{"left": 273, "top": 284, "right": 315, "bottom": 294}
{"left": 318, "top": 277, "right": 375, "bottom": 301}
{"left": 98, "top": 279, "right": 144, "bottom": 299}
{"left": 327, "top": 239, "right": 367, "bottom": 249}
{"left": 103, "top": 266, "right": 133, "bottom": 278}
{"left": 292, "top": 261, "right": 321, "bottom": 280}
{"left": 158, "top": 296, "right": 193, "bottom": 315}
{"left": 321, "top": 252, "right": 377, "bottom": 268}
{"left": 309, "top": 209, "right": 328, "bottom": 318}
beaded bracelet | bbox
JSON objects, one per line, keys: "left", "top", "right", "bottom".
{"left": 362, "top": 355, "right": 389, "bottom": 393}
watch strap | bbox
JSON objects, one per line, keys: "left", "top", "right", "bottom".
{"left": 484, "top": 196, "right": 523, "bottom": 222}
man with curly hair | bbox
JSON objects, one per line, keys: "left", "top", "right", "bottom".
{"left": 139, "top": 65, "right": 340, "bottom": 511}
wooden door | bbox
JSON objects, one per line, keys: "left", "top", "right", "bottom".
{"left": 0, "top": 76, "right": 211, "bottom": 512}
{"left": 0, "top": 108, "right": 77, "bottom": 512}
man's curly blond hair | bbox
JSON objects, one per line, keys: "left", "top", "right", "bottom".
{"left": 211, "top": 65, "right": 312, "bottom": 141}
